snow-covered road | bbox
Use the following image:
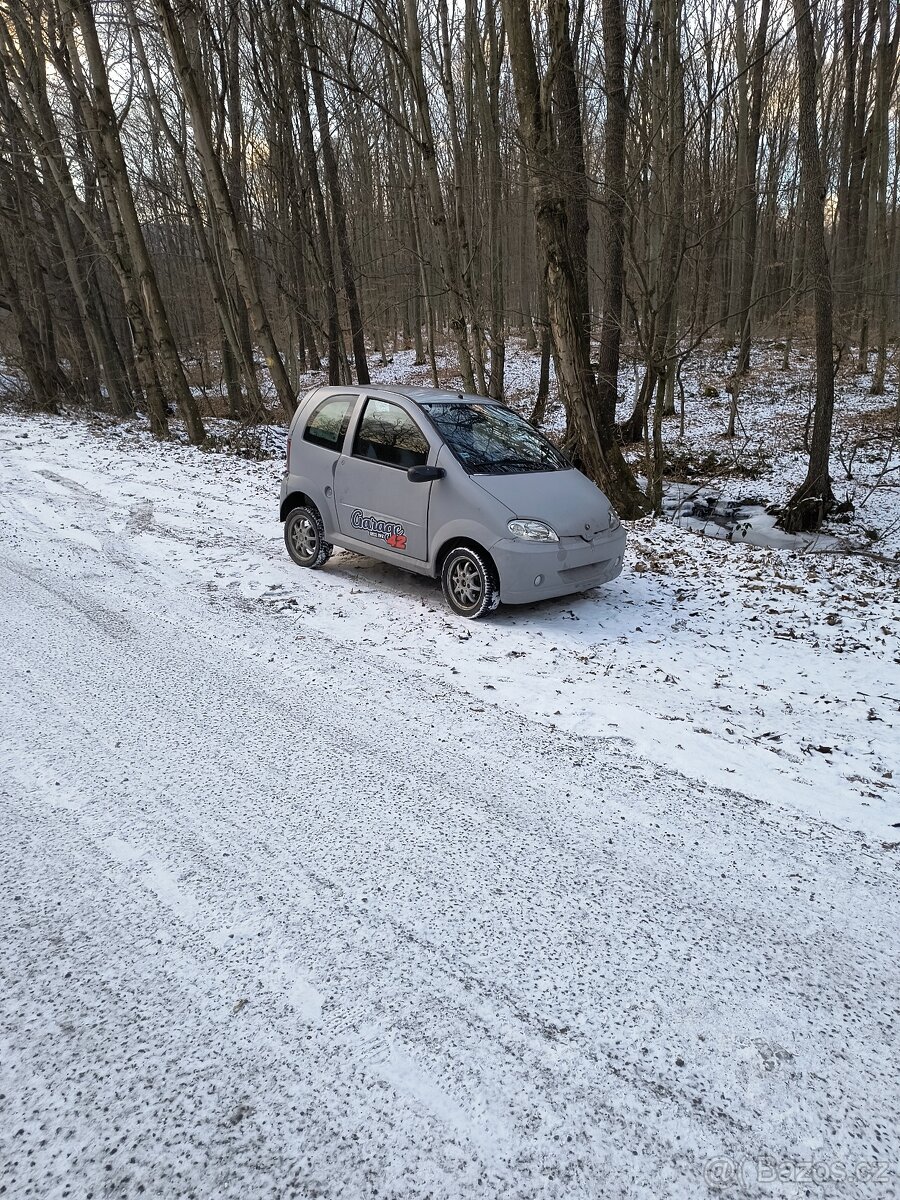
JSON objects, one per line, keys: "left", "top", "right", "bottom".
{"left": 1, "top": 413, "right": 898, "bottom": 1198}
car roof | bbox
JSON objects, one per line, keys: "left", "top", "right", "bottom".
{"left": 369, "top": 385, "right": 500, "bottom": 408}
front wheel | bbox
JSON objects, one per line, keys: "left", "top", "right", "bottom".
{"left": 284, "top": 504, "right": 333, "bottom": 569}
{"left": 440, "top": 546, "right": 500, "bottom": 619}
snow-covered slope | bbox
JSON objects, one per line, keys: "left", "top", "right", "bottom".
{"left": 1, "top": 411, "right": 898, "bottom": 1199}
{"left": 4, "top": 411, "right": 896, "bottom": 837}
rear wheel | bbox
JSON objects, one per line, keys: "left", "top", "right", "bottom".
{"left": 440, "top": 546, "right": 499, "bottom": 619}
{"left": 284, "top": 504, "right": 332, "bottom": 569}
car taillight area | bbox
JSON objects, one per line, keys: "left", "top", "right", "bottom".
{"left": 286, "top": 434, "right": 292, "bottom": 464}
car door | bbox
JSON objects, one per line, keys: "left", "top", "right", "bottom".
{"left": 333, "top": 396, "right": 433, "bottom": 562}
{"left": 294, "top": 392, "right": 362, "bottom": 529}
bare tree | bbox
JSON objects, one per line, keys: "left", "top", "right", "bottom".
{"left": 62, "top": 0, "right": 206, "bottom": 441}
{"left": 300, "top": 0, "right": 370, "bottom": 385}
{"left": 152, "top": 0, "right": 297, "bottom": 420}
{"left": 502, "top": 0, "right": 646, "bottom": 516}
{"left": 595, "top": 0, "right": 627, "bottom": 427}
{"left": 780, "top": 0, "right": 837, "bottom": 532}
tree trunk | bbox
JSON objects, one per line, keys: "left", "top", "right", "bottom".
{"left": 595, "top": 0, "right": 627, "bottom": 427}
{"left": 780, "top": 0, "right": 838, "bottom": 532}
{"left": 280, "top": 0, "right": 342, "bottom": 385}
{"left": 735, "top": 0, "right": 772, "bottom": 375}
{"left": 501, "top": 0, "right": 646, "bottom": 516}
{"left": 549, "top": 0, "right": 591, "bottom": 342}
{"left": 300, "top": 0, "right": 370, "bottom": 385}
{"left": 530, "top": 286, "right": 553, "bottom": 425}
{"left": 864, "top": 0, "right": 899, "bottom": 395}
{"left": 619, "top": 0, "right": 685, "bottom": 455}
{"left": 62, "top": 0, "right": 204, "bottom": 442}
{"left": 153, "top": 0, "right": 296, "bottom": 420}
{"left": 125, "top": 0, "right": 265, "bottom": 419}
{"left": 0, "top": 224, "right": 69, "bottom": 410}
{"left": 402, "top": 0, "right": 477, "bottom": 392}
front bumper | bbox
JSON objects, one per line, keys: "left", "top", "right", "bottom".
{"left": 492, "top": 527, "right": 627, "bottom": 605}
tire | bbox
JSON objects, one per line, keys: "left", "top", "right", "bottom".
{"left": 440, "top": 546, "right": 500, "bottom": 619}
{"left": 284, "top": 504, "right": 333, "bottom": 569}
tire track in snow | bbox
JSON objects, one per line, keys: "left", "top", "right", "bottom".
{"left": 2, "top": 446, "right": 899, "bottom": 1198}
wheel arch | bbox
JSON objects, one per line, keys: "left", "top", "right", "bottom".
{"left": 435, "top": 536, "right": 499, "bottom": 580}
{"left": 280, "top": 490, "right": 316, "bottom": 522}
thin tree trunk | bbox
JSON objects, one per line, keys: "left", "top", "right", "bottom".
{"left": 735, "top": 0, "right": 772, "bottom": 375}
{"left": 62, "top": 0, "right": 204, "bottom": 442}
{"left": 865, "top": 0, "right": 899, "bottom": 394}
{"left": 62, "top": 0, "right": 204, "bottom": 446}
{"left": 300, "top": 0, "right": 370, "bottom": 385}
{"left": 280, "top": 0, "right": 342, "bottom": 385}
{"left": 780, "top": 0, "right": 838, "bottom": 532}
{"left": 596, "top": 0, "right": 627, "bottom": 426}
{"left": 125, "top": 0, "right": 264, "bottom": 418}
{"left": 153, "top": 0, "right": 296, "bottom": 420}
{"left": 0, "top": 224, "right": 69, "bottom": 410}
{"left": 402, "top": 0, "right": 477, "bottom": 392}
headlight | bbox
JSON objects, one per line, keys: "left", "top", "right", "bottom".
{"left": 507, "top": 519, "right": 559, "bottom": 542}
{"left": 608, "top": 510, "right": 621, "bottom": 531}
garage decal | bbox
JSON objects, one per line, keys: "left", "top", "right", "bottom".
{"left": 350, "top": 509, "right": 407, "bottom": 551}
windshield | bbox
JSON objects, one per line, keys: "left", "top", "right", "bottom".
{"left": 419, "top": 403, "right": 570, "bottom": 475}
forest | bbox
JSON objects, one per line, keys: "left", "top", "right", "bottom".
{"left": 3, "top": 4, "right": 900, "bottom": 1187}
{"left": 0, "top": 0, "right": 898, "bottom": 531}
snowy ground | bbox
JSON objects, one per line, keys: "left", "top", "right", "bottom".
{"left": 293, "top": 339, "right": 899, "bottom": 556}
{"left": 1, "top": 406, "right": 899, "bottom": 1198}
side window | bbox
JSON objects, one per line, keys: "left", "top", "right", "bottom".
{"left": 353, "top": 399, "right": 429, "bottom": 469}
{"left": 303, "top": 395, "right": 356, "bottom": 451}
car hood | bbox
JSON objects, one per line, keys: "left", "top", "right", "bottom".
{"left": 473, "top": 468, "right": 614, "bottom": 538}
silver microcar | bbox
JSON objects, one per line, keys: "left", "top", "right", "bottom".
{"left": 279, "top": 385, "right": 626, "bottom": 617}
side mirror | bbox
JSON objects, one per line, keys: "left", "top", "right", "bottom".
{"left": 407, "top": 465, "right": 446, "bottom": 483}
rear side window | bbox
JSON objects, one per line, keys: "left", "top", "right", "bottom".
{"left": 303, "top": 395, "right": 356, "bottom": 451}
{"left": 353, "top": 398, "right": 429, "bottom": 469}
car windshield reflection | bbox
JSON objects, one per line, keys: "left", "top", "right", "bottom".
{"left": 419, "top": 403, "right": 569, "bottom": 475}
